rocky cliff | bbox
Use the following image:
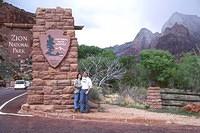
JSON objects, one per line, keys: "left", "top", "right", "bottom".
{"left": 110, "top": 12, "right": 200, "bottom": 57}
{"left": 156, "top": 23, "right": 196, "bottom": 56}
{"left": 0, "top": 2, "right": 35, "bottom": 46}
{"left": 162, "top": 12, "right": 200, "bottom": 41}
{"left": 0, "top": 2, "right": 35, "bottom": 24}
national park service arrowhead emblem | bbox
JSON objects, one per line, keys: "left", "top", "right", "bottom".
{"left": 40, "top": 30, "right": 70, "bottom": 68}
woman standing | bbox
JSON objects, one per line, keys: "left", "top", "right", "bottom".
{"left": 73, "top": 73, "right": 82, "bottom": 112}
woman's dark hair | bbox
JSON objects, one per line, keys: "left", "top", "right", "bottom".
{"left": 76, "top": 73, "right": 82, "bottom": 80}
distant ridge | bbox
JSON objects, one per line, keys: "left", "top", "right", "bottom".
{"left": 109, "top": 12, "right": 200, "bottom": 57}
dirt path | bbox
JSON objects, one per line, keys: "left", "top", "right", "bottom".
{"left": 21, "top": 104, "right": 200, "bottom": 126}
{"left": 64, "top": 104, "right": 200, "bottom": 126}
{"left": 92, "top": 104, "right": 200, "bottom": 126}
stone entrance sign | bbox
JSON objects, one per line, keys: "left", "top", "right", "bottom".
{"left": 7, "top": 30, "right": 31, "bottom": 59}
{"left": 21, "top": 7, "right": 80, "bottom": 114}
{"left": 40, "top": 30, "right": 70, "bottom": 68}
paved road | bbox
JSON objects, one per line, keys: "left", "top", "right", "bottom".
{"left": 0, "top": 88, "right": 26, "bottom": 113}
{"left": 0, "top": 88, "right": 200, "bottom": 133}
{"left": 1, "top": 115, "right": 200, "bottom": 133}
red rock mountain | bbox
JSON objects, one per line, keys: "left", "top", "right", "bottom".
{"left": 0, "top": 2, "right": 35, "bottom": 59}
{"left": 156, "top": 23, "right": 196, "bottom": 57}
{"left": 110, "top": 12, "right": 200, "bottom": 57}
{"left": 0, "top": 2, "right": 35, "bottom": 24}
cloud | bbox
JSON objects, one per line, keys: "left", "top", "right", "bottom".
{"left": 73, "top": 0, "right": 142, "bottom": 47}
{"left": 5, "top": 0, "right": 200, "bottom": 48}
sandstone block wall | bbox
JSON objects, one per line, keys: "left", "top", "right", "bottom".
{"left": 26, "top": 7, "right": 78, "bottom": 112}
{"left": 146, "top": 87, "right": 162, "bottom": 109}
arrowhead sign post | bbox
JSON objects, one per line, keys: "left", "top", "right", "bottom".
{"left": 40, "top": 30, "right": 70, "bottom": 68}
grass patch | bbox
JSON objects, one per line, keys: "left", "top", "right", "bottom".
{"left": 149, "top": 108, "right": 200, "bottom": 117}
{"left": 119, "top": 102, "right": 150, "bottom": 110}
{"left": 119, "top": 102, "right": 200, "bottom": 117}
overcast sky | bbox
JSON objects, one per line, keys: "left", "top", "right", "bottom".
{"left": 5, "top": 0, "right": 200, "bottom": 48}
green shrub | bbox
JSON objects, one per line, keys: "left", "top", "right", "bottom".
{"left": 140, "top": 49, "right": 176, "bottom": 87}
{"left": 119, "top": 56, "right": 149, "bottom": 87}
{"left": 89, "top": 86, "right": 103, "bottom": 101}
{"left": 174, "top": 54, "right": 200, "bottom": 91}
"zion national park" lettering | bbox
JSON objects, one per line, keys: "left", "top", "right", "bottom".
{"left": 8, "top": 31, "right": 31, "bottom": 59}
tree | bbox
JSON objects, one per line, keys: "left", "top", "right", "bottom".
{"left": 79, "top": 56, "right": 125, "bottom": 87}
{"left": 175, "top": 54, "right": 200, "bottom": 91}
{"left": 140, "top": 49, "right": 176, "bottom": 87}
{"left": 101, "top": 50, "right": 116, "bottom": 59}
{"left": 78, "top": 45, "right": 103, "bottom": 59}
{"left": 119, "top": 56, "right": 149, "bottom": 87}
{"left": 46, "top": 35, "right": 55, "bottom": 56}
{"left": 119, "top": 56, "right": 135, "bottom": 70}
{"left": 0, "top": 43, "right": 20, "bottom": 80}
{"left": 78, "top": 45, "right": 116, "bottom": 59}
{"left": 0, "top": 0, "right": 3, "bottom": 4}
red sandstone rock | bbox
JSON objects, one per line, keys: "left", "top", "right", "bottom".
{"left": 45, "top": 22, "right": 56, "bottom": 29}
{"left": 68, "top": 52, "right": 78, "bottom": 58}
{"left": 27, "top": 90, "right": 44, "bottom": 95}
{"left": 52, "top": 90, "right": 63, "bottom": 95}
{"left": 32, "top": 71, "right": 39, "bottom": 78}
{"left": 31, "top": 49, "right": 43, "bottom": 56}
{"left": 43, "top": 86, "right": 53, "bottom": 94}
{"left": 32, "top": 42, "right": 40, "bottom": 48}
{"left": 33, "top": 25, "right": 45, "bottom": 32}
{"left": 65, "top": 58, "right": 78, "bottom": 64}
{"left": 54, "top": 74, "right": 67, "bottom": 80}
{"left": 146, "top": 87, "right": 162, "bottom": 109}
{"left": 21, "top": 104, "right": 30, "bottom": 112}
{"left": 69, "top": 46, "right": 78, "bottom": 52}
{"left": 32, "top": 55, "right": 45, "bottom": 62}
{"left": 57, "top": 80, "right": 71, "bottom": 86}
{"left": 63, "top": 9, "right": 72, "bottom": 16}
{"left": 48, "top": 67, "right": 58, "bottom": 74}
{"left": 56, "top": 7, "right": 65, "bottom": 13}
{"left": 69, "top": 72, "right": 78, "bottom": 79}
{"left": 63, "top": 100, "right": 74, "bottom": 105}
{"left": 63, "top": 26, "right": 74, "bottom": 30}
{"left": 27, "top": 95, "right": 44, "bottom": 104}
{"left": 63, "top": 86, "right": 74, "bottom": 94}
{"left": 28, "top": 86, "right": 44, "bottom": 91}
{"left": 45, "top": 80, "right": 57, "bottom": 86}
{"left": 27, "top": 7, "right": 79, "bottom": 114}
{"left": 44, "top": 95, "right": 61, "bottom": 100}
{"left": 52, "top": 100, "right": 62, "bottom": 105}
{"left": 35, "top": 105, "right": 54, "bottom": 112}
{"left": 32, "top": 79, "right": 46, "bottom": 86}
{"left": 32, "top": 63, "right": 48, "bottom": 71}
{"left": 183, "top": 103, "right": 200, "bottom": 113}
{"left": 56, "top": 22, "right": 65, "bottom": 27}
{"left": 60, "top": 66, "right": 70, "bottom": 71}
{"left": 65, "top": 30, "right": 75, "bottom": 37}
{"left": 41, "top": 74, "right": 54, "bottom": 80}
{"left": 55, "top": 85, "right": 66, "bottom": 90}
{"left": 36, "top": 19, "right": 45, "bottom": 25}
{"left": 62, "top": 94, "right": 73, "bottom": 100}
{"left": 70, "top": 64, "right": 78, "bottom": 72}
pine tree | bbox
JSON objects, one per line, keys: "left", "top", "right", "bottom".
{"left": 46, "top": 35, "right": 55, "bottom": 55}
